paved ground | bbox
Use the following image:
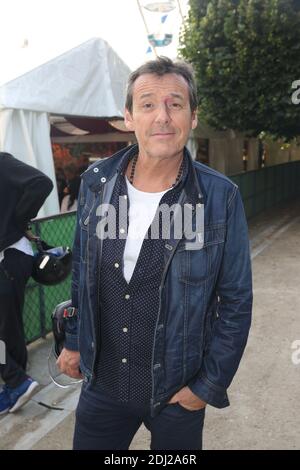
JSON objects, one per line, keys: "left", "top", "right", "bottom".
{"left": 1, "top": 198, "right": 300, "bottom": 450}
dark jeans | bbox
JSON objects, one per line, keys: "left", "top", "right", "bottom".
{"left": 0, "top": 249, "right": 33, "bottom": 388}
{"left": 73, "top": 383, "right": 205, "bottom": 450}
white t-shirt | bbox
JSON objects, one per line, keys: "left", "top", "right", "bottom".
{"left": 0, "top": 236, "right": 33, "bottom": 263}
{"left": 123, "top": 178, "right": 169, "bottom": 283}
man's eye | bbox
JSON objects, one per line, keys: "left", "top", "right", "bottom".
{"left": 169, "top": 102, "right": 182, "bottom": 109}
{"left": 142, "top": 103, "right": 153, "bottom": 109}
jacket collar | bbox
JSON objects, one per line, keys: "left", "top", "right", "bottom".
{"left": 81, "top": 144, "right": 136, "bottom": 192}
{"left": 82, "top": 143, "right": 204, "bottom": 206}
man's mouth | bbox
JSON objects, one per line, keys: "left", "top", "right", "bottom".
{"left": 151, "top": 132, "right": 175, "bottom": 137}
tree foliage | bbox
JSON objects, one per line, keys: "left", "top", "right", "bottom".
{"left": 180, "top": 0, "right": 300, "bottom": 140}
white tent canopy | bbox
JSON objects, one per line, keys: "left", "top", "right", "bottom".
{"left": 0, "top": 38, "right": 131, "bottom": 216}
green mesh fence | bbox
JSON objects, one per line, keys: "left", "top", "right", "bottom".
{"left": 24, "top": 211, "right": 76, "bottom": 343}
{"left": 24, "top": 161, "right": 300, "bottom": 343}
{"left": 230, "top": 161, "right": 300, "bottom": 219}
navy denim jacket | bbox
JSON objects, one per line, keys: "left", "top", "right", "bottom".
{"left": 65, "top": 145, "right": 252, "bottom": 417}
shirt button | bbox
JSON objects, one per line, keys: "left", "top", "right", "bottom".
{"left": 125, "top": 294, "right": 130, "bottom": 300}
{"left": 123, "top": 195, "right": 127, "bottom": 199}
{"left": 120, "top": 228, "right": 126, "bottom": 234}
{"left": 93, "top": 167, "right": 99, "bottom": 173}
{"left": 114, "top": 263, "right": 119, "bottom": 268}
{"left": 101, "top": 177, "right": 106, "bottom": 183}
{"left": 123, "top": 327, "right": 128, "bottom": 333}
{"left": 122, "top": 358, "right": 127, "bottom": 363}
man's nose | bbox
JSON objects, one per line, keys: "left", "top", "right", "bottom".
{"left": 154, "top": 102, "right": 171, "bottom": 124}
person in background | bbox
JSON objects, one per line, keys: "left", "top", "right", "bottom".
{"left": 60, "top": 163, "right": 81, "bottom": 213}
{"left": 60, "top": 177, "right": 80, "bottom": 212}
{"left": 0, "top": 152, "right": 53, "bottom": 414}
{"left": 75, "top": 153, "right": 90, "bottom": 175}
{"left": 55, "top": 167, "right": 67, "bottom": 206}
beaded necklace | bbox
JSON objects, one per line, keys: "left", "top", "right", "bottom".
{"left": 128, "top": 154, "right": 184, "bottom": 188}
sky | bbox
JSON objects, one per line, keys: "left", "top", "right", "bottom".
{"left": 0, "top": 0, "right": 189, "bottom": 85}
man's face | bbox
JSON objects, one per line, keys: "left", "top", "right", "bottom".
{"left": 124, "top": 73, "right": 197, "bottom": 160}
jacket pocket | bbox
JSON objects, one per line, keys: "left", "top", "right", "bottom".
{"left": 177, "top": 224, "right": 225, "bottom": 286}
{"left": 79, "top": 194, "right": 96, "bottom": 262}
{"left": 79, "top": 205, "right": 91, "bottom": 231}
{"left": 79, "top": 190, "right": 97, "bottom": 231}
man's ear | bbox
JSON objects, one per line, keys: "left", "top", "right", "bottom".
{"left": 191, "top": 109, "right": 198, "bottom": 130}
{"left": 124, "top": 108, "right": 135, "bottom": 131}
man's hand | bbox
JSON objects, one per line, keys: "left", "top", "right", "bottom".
{"left": 168, "top": 386, "right": 207, "bottom": 411}
{"left": 56, "top": 348, "right": 82, "bottom": 379}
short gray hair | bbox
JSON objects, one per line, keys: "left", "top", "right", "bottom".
{"left": 125, "top": 56, "right": 198, "bottom": 113}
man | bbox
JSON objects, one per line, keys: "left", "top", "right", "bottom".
{"left": 58, "top": 57, "right": 252, "bottom": 450}
{"left": 0, "top": 153, "right": 53, "bottom": 414}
